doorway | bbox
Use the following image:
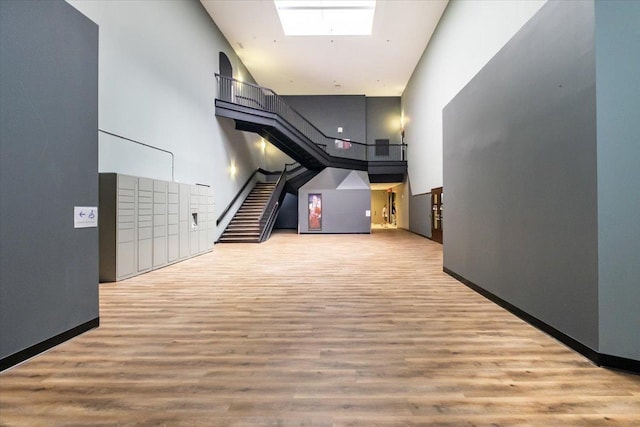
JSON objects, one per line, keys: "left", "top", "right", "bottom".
{"left": 430, "top": 187, "right": 443, "bottom": 243}
{"left": 388, "top": 191, "right": 396, "bottom": 226}
{"left": 219, "top": 52, "right": 233, "bottom": 101}
{"left": 219, "top": 52, "right": 232, "bottom": 77}
{"left": 371, "top": 189, "right": 397, "bottom": 228}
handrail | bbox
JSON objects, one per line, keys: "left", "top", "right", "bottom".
{"left": 259, "top": 168, "right": 286, "bottom": 225}
{"left": 217, "top": 74, "right": 330, "bottom": 149}
{"left": 217, "top": 167, "right": 284, "bottom": 227}
{"left": 285, "top": 161, "right": 303, "bottom": 175}
{"left": 98, "top": 129, "right": 175, "bottom": 181}
{"left": 260, "top": 202, "right": 280, "bottom": 243}
{"left": 215, "top": 74, "right": 407, "bottom": 163}
{"left": 284, "top": 161, "right": 300, "bottom": 173}
{"left": 283, "top": 162, "right": 308, "bottom": 181}
{"left": 216, "top": 168, "right": 259, "bottom": 226}
{"left": 258, "top": 168, "right": 287, "bottom": 242}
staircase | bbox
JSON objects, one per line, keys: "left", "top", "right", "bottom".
{"left": 214, "top": 74, "right": 408, "bottom": 183}
{"left": 218, "top": 182, "right": 276, "bottom": 243}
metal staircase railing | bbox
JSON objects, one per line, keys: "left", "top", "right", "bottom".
{"left": 258, "top": 168, "right": 287, "bottom": 242}
{"left": 215, "top": 74, "right": 406, "bottom": 163}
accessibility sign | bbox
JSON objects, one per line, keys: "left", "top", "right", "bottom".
{"left": 74, "top": 206, "right": 98, "bottom": 228}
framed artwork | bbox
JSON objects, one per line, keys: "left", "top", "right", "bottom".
{"left": 308, "top": 193, "right": 322, "bottom": 231}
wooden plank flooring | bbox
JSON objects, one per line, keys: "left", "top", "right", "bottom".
{"left": 1, "top": 229, "right": 639, "bottom": 426}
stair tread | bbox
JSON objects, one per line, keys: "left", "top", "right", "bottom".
{"left": 218, "top": 182, "right": 278, "bottom": 244}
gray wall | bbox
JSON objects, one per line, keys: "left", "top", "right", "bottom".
{"left": 365, "top": 97, "right": 402, "bottom": 146}
{"left": 0, "top": 0, "right": 99, "bottom": 362}
{"left": 282, "top": 95, "right": 403, "bottom": 149}
{"left": 274, "top": 193, "right": 298, "bottom": 229}
{"left": 409, "top": 192, "right": 432, "bottom": 239}
{"left": 443, "top": 1, "right": 599, "bottom": 349}
{"left": 299, "top": 169, "right": 371, "bottom": 234}
{"left": 595, "top": 0, "right": 640, "bottom": 360}
{"left": 283, "top": 95, "right": 367, "bottom": 144}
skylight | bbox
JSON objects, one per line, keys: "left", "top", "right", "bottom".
{"left": 274, "top": 0, "right": 376, "bottom": 36}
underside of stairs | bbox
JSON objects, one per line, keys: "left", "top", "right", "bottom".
{"left": 215, "top": 98, "right": 407, "bottom": 183}
{"left": 218, "top": 182, "right": 276, "bottom": 243}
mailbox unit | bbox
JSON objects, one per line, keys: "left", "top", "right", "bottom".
{"left": 99, "top": 173, "right": 214, "bottom": 282}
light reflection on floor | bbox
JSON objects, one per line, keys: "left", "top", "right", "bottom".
{"left": 371, "top": 223, "right": 397, "bottom": 229}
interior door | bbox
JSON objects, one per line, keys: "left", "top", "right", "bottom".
{"left": 431, "top": 187, "right": 443, "bottom": 244}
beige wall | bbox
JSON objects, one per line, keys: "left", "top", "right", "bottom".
{"left": 371, "top": 190, "right": 387, "bottom": 224}
{"left": 371, "top": 186, "right": 406, "bottom": 226}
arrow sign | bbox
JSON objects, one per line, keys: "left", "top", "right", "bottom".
{"left": 74, "top": 206, "right": 98, "bottom": 228}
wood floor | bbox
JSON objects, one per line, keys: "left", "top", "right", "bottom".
{"left": 1, "top": 229, "right": 639, "bottom": 426}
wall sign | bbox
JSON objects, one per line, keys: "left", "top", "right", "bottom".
{"left": 74, "top": 206, "right": 98, "bottom": 228}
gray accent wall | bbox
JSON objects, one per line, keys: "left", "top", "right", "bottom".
{"left": 409, "top": 193, "right": 432, "bottom": 239}
{"left": 595, "top": 0, "right": 640, "bottom": 360}
{"left": 299, "top": 169, "right": 371, "bottom": 234}
{"left": 282, "top": 95, "right": 403, "bottom": 150}
{"left": 283, "top": 95, "right": 367, "bottom": 144}
{"left": 443, "top": 1, "right": 599, "bottom": 349}
{"left": 0, "top": 0, "right": 99, "bottom": 362}
{"left": 365, "top": 97, "right": 402, "bottom": 146}
{"left": 274, "top": 193, "right": 298, "bottom": 229}
{"left": 402, "top": 0, "right": 545, "bottom": 195}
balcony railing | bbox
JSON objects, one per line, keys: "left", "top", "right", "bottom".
{"left": 216, "top": 74, "right": 406, "bottom": 162}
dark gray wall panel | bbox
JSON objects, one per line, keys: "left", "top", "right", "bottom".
{"left": 299, "top": 190, "right": 371, "bottom": 234}
{"left": 595, "top": 0, "right": 640, "bottom": 360}
{"left": 283, "top": 95, "right": 366, "bottom": 144}
{"left": 443, "top": 1, "right": 598, "bottom": 348}
{"left": 0, "top": 0, "right": 99, "bottom": 361}
{"left": 409, "top": 192, "right": 431, "bottom": 239}
{"left": 365, "top": 97, "right": 402, "bottom": 146}
{"left": 299, "top": 169, "right": 370, "bottom": 234}
{"left": 275, "top": 193, "right": 298, "bottom": 229}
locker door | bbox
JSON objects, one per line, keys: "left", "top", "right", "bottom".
{"left": 207, "top": 187, "right": 215, "bottom": 251}
{"left": 153, "top": 180, "right": 167, "bottom": 269}
{"left": 179, "top": 183, "right": 190, "bottom": 260}
{"left": 116, "top": 174, "right": 136, "bottom": 280}
{"left": 167, "top": 182, "right": 180, "bottom": 263}
{"left": 189, "top": 185, "right": 200, "bottom": 256}
{"left": 198, "top": 185, "right": 209, "bottom": 252}
{"left": 137, "top": 177, "right": 153, "bottom": 272}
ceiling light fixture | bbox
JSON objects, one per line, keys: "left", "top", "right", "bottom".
{"left": 274, "top": 0, "right": 376, "bottom": 36}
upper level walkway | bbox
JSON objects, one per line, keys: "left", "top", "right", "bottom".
{"left": 214, "top": 75, "right": 407, "bottom": 183}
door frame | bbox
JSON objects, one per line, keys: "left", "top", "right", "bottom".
{"left": 430, "top": 187, "right": 443, "bottom": 244}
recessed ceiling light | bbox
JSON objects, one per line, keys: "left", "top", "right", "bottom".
{"left": 274, "top": 0, "right": 376, "bottom": 36}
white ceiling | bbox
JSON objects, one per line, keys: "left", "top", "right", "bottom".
{"left": 201, "top": 0, "right": 448, "bottom": 96}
